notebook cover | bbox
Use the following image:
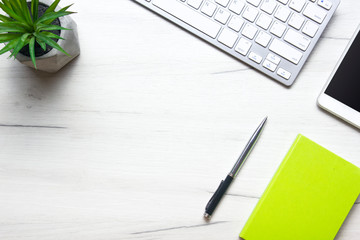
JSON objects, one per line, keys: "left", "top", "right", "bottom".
{"left": 240, "top": 134, "right": 360, "bottom": 240}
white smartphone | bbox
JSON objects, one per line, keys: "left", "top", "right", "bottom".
{"left": 318, "top": 25, "right": 360, "bottom": 129}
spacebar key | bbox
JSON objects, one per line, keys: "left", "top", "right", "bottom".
{"left": 152, "top": 0, "right": 221, "bottom": 39}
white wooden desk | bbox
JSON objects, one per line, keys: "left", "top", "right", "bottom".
{"left": 0, "top": 0, "right": 359, "bottom": 239}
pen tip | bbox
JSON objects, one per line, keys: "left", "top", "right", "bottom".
{"left": 203, "top": 213, "right": 211, "bottom": 219}
{"left": 262, "top": 116, "right": 268, "bottom": 124}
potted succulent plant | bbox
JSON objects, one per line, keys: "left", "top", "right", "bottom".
{"left": 0, "top": 0, "right": 80, "bottom": 72}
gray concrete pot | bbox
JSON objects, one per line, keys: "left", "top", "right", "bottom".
{"left": 15, "top": 0, "right": 80, "bottom": 73}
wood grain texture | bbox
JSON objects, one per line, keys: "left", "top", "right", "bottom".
{"left": 0, "top": 0, "right": 359, "bottom": 239}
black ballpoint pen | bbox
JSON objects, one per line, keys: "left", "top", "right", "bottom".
{"left": 204, "top": 117, "right": 268, "bottom": 219}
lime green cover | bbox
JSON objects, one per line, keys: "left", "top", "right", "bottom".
{"left": 240, "top": 134, "right": 360, "bottom": 240}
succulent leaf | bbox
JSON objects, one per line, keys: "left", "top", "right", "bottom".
{"left": 41, "top": 31, "right": 64, "bottom": 40}
{"left": 29, "top": 36, "right": 36, "bottom": 68}
{"left": 35, "top": 11, "right": 73, "bottom": 25}
{"left": 36, "top": 23, "right": 69, "bottom": 32}
{"left": 0, "top": 2, "right": 28, "bottom": 23}
{"left": 0, "top": 36, "right": 21, "bottom": 55}
{"left": 31, "top": 0, "right": 39, "bottom": 20}
{"left": 34, "top": 31, "right": 69, "bottom": 56}
{"left": 44, "top": 0, "right": 60, "bottom": 14}
{"left": 0, "top": 22, "right": 28, "bottom": 33}
{"left": 0, "top": 14, "right": 13, "bottom": 22}
{"left": 0, "top": 33, "right": 21, "bottom": 43}
{"left": 36, "top": 38, "right": 46, "bottom": 51}
{"left": 19, "top": 0, "right": 33, "bottom": 25}
{"left": 10, "top": 32, "right": 31, "bottom": 58}
{"left": 59, "top": 4, "right": 74, "bottom": 12}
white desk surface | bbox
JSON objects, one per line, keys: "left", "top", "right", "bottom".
{"left": 0, "top": 0, "right": 359, "bottom": 239}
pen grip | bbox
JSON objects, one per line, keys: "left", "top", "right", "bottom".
{"left": 205, "top": 175, "right": 233, "bottom": 216}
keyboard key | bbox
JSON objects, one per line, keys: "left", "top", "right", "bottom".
{"left": 243, "top": 6, "right": 259, "bottom": 22}
{"left": 261, "top": 0, "right": 277, "bottom": 15}
{"left": 229, "top": 0, "right": 245, "bottom": 14}
{"left": 242, "top": 23, "right": 258, "bottom": 39}
{"left": 188, "top": 0, "right": 204, "bottom": 9}
{"left": 153, "top": 0, "right": 221, "bottom": 38}
{"left": 277, "top": 0, "right": 289, "bottom": 4}
{"left": 142, "top": 0, "right": 339, "bottom": 86}
{"left": 277, "top": 67, "right": 291, "bottom": 79}
{"left": 289, "top": 0, "right": 306, "bottom": 12}
{"left": 235, "top": 37, "right": 252, "bottom": 55}
{"left": 201, "top": 1, "right": 217, "bottom": 17}
{"left": 269, "top": 38, "right": 303, "bottom": 64}
{"left": 247, "top": 0, "right": 262, "bottom": 7}
{"left": 284, "top": 29, "right": 311, "bottom": 51}
{"left": 263, "top": 59, "right": 277, "bottom": 71}
{"left": 302, "top": 20, "right": 319, "bottom": 37}
{"left": 318, "top": 0, "right": 332, "bottom": 10}
{"left": 267, "top": 53, "right": 281, "bottom": 64}
{"left": 228, "top": 15, "right": 245, "bottom": 31}
{"left": 270, "top": 21, "right": 286, "bottom": 37}
{"left": 256, "top": 13, "right": 273, "bottom": 30}
{"left": 256, "top": 31, "right": 272, "bottom": 47}
{"left": 215, "top": 0, "right": 230, "bottom": 7}
{"left": 275, "top": 5, "right": 291, "bottom": 22}
{"left": 303, "top": 4, "right": 327, "bottom": 23}
{"left": 288, "top": 13, "right": 305, "bottom": 29}
{"left": 215, "top": 8, "right": 231, "bottom": 24}
{"left": 249, "top": 52, "right": 263, "bottom": 63}
{"left": 218, "top": 28, "right": 238, "bottom": 48}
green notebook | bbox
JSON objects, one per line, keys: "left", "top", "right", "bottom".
{"left": 240, "top": 134, "right": 360, "bottom": 240}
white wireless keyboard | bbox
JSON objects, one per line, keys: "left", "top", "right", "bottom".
{"left": 133, "top": 0, "right": 339, "bottom": 86}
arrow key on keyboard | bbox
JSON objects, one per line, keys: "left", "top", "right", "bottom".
{"left": 277, "top": 67, "right": 291, "bottom": 79}
{"left": 263, "top": 59, "right": 277, "bottom": 71}
{"left": 249, "top": 52, "right": 263, "bottom": 63}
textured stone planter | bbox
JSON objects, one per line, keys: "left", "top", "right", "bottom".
{"left": 15, "top": 0, "right": 80, "bottom": 73}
